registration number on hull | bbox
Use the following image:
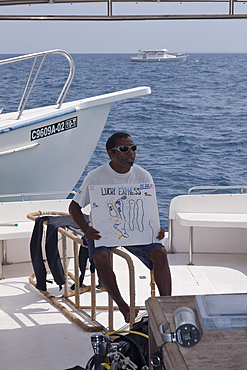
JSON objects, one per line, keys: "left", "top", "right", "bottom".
{"left": 31, "top": 117, "right": 77, "bottom": 141}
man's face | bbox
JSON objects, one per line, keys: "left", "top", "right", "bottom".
{"left": 108, "top": 136, "right": 136, "bottom": 173}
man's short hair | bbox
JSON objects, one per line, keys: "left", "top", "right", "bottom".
{"left": 106, "top": 132, "right": 131, "bottom": 151}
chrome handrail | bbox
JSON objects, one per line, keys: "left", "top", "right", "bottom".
{"left": 187, "top": 185, "right": 247, "bottom": 195}
{"left": 0, "top": 190, "right": 76, "bottom": 202}
{"left": 0, "top": 49, "right": 75, "bottom": 119}
{"left": 0, "top": 0, "right": 246, "bottom": 20}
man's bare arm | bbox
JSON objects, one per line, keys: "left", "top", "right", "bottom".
{"left": 69, "top": 200, "right": 101, "bottom": 241}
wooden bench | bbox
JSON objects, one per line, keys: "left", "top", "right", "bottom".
{"left": 168, "top": 193, "right": 247, "bottom": 264}
{"left": 0, "top": 199, "right": 71, "bottom": 278}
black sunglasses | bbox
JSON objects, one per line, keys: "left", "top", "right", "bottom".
{"left": 111, "top": 144, "right": 137, "bottom": 153}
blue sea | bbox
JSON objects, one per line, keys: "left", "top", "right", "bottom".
{"left": 1, "top": 53, "right": 247, "bottom": 228}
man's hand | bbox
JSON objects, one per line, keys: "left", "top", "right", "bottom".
{"left": 85, "top": 226, "right": 101, "bottom": 241}
{"left": 156, "top": 226, "right": 165, "bottom": 241}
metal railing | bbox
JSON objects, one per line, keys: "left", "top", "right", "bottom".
{"left": 168, "top": 185, "right": 247, "bottom": 256}
{"left": 27, "top": 211, "right": 138, "bottom": 331}
{"left": 0, "top": 49, "right": 75, "bottom": 119}
{"left": 0, "top": 0, "right": 246, "bottom": 20}
{"left": 187, "top": 185, "right": 247, "bottom": 195}
{"left": 0, "top": 190, "right": 76, "bottom": 202}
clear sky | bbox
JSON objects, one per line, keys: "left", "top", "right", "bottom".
{"left": 0, "top": 2, "right": 247, "bottom": 54}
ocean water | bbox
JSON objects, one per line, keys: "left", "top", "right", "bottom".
{"left": 1, "top": 53, "right": 247, "bottom": 228}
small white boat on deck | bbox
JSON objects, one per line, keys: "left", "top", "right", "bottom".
{"left": 0, "top": 50, "right": 150, "bottom": 198}
{"left": 130, "top": 48, "right": 188, "bottom": 62}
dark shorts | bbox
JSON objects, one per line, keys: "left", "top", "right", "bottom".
{"left": 82, "top": 237, "right": 164, "bottom": 270}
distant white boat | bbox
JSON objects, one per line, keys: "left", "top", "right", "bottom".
{"left": 130, "top": 48, "right": 188, "bottom": 62}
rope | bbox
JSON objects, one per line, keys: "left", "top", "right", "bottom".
{"left": 105, "top": 330, "right": 149, "bottom": 339}
{"left": 112, "top": 248, "right": 136, "bottom": 328}
{"left": 109, "top": 252, "right": 114, "bottom": 331}
{"left": 101, "top": 363, "right": 110, "bottom": 370}
{"left": 74, "top": 239, "right": 80, "bottom": 308}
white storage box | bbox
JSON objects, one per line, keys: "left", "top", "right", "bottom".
{"left": 195, "top": 294, "right": 247, "bottom": 330}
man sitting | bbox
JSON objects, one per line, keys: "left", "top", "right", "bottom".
{"left": 69, "top": 132, "right": 171, "bottom": 322}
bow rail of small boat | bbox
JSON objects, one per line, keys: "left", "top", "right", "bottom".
{"left": 0, "top": 49, "right": 75, "bottom": 119}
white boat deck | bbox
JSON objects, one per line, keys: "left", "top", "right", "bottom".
{"left": 1, "top": 251, "right": 247, "bottom": 370}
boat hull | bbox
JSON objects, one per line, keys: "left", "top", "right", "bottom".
{"left": 130, "top": 56, "right": 187, "bottom": 62}
{"left": 0, "top": 87, "right": 151, "bottom": 198}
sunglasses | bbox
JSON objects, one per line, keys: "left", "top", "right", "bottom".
{"left": 111, "top": 144, "right": 137, "bottom": 153}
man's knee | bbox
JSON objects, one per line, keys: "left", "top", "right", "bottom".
{"left": 93, "top": 250, "right": 110, "bottom": 269}
{"left": 148, "top": 246, "right": 168, "bottom": 263}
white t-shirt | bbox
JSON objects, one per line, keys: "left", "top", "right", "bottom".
{"left": 73, "top": 162, "right": 153, "bottom": 210}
